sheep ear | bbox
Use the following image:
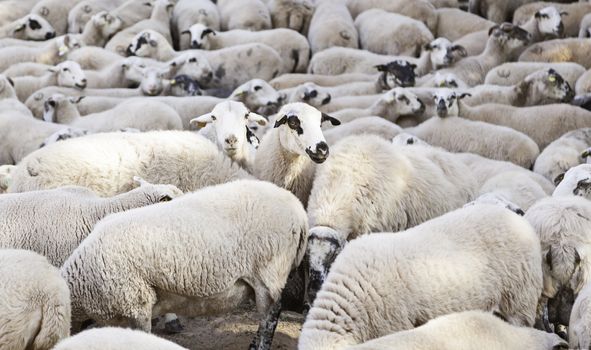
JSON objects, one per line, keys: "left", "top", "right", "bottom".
{"left": 133, "top": 176, "right": 150, "bottom": 187}
{"left": 181, "top": 29, "right": 190, "bottom": 35}
{"left": 452, "top": 45, "right": 468, "bottom": 57}
{"left": 274, "top": 115, "right": 287, "bottom": 128}
{"left": 69, "top": 96, "right": 85, "bottom": 104}
{"left": 581, "top": 148, "right": 591, "bottom": 159}
{"left": 374, "top": 64, "right": 387, "bottom": 72}
{"left": 534, "top": 11, "right": 542, "bottom": 19}
{"left": 190, "top": 113, "right": 214, "bottom": 129}
{"left": 423, "top": 43, "right": 432, "bottom": 51}
{"left": 48, "top": 66, "right": 59, "bottom": 73}
{"left": 488, "top": 25, "right": 500, "bottom": 36}
{"left": 201, "top": 28, "right": 216, "bottom": 39}
{"left": 554, "top": 172, "right": 565, "bottom": 186}
{"left": 321, "top": 112, "right": 340, "bottom": 126}
{"left": 6, "top": 77, "right": 14, "bottom": 87}
{"left": 560, "top": 11, "right": 569, "bottom": 17}
{"left": 410, "top": 63, "right": 417, "bottom": 70}
{"left": 458, "top": 93, "right": 472, "bottom": 99}
{"left": 13, "top": 21, "right": 26, "bottom": 33}
{"left": 247, "top": 112, "right": 268, "bottom": 126}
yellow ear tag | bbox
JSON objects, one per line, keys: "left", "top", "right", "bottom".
{"left": 170, "top": 79, "right": 176, "bottom": 85}
{"left": 58, "top": 45, "right": 69, "bottom": 56}
{"left": 548, "top": 75, "right": 556, "bottom": 82}
{"left": 197, "top": 121, "right": 207, "bottom": 128}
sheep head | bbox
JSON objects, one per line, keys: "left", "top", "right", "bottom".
{"left": 375, "top": 60, "right": 416, "bottom": 89}
{"left": 534, "top": 7, "right": 565, "bottom": 38}
{"left": 49, "top": 61, "right": 87, "bottom": 89}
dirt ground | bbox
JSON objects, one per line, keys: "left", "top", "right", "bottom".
{"left": 156, "top": 306, "right": 304, "bottom": 350}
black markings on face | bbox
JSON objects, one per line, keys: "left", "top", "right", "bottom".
{"left": 215, "top": 65, "right": 226, "bottom": 79}
{"left": 287, "top": 115, "right": 303, "bottom": 135}
{"left": 29, "top": 19, "right": 42, "bottom": 30}
{"left": 246, "top": 126, "right": 260, "bottom": 147}
{"left": 574, "top": 178, "right": 591, "bottom": 197}
{"left": 397, "top": 94, "right": 410, "bottom": 104}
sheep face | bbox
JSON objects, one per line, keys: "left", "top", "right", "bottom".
{"left": 306, "top": 226, "right": 346, "bottom": 305}
{"left": 92, "top": 11, "right": 123, "bottom": 39}
{"left": 553, "top": 164, "right": 591, "bottom": 200}
{"left": 527, "top": 69, "right": 574, "bottom": 103}
{"left": 14, "top": 14, "right": 55, "bottom": 40}
{"left": 424, "top": 38, "right": 467, "bottom": 69}
{"left": 40, "top": 127, "right": 89, "bottom": 148}
{"left": 464, "top": 193, "right": 524, "bottom": 216}
{"left": 127, "top": 30, "right": 160, "bottom": 58}
{"left": 433, "top": 89, "right": 459, "bottom": 118}
{"left": 191, "top": 101, "right": 267, "bottom": 159}
{"left": 534, "top": 7, "right": 564, "bottom": 38}
{"left": 231, "top": 79, "right": 284, "bottom": 112}
{"left": 291, "top": 83, "right": 331, "bottom": 107}
{"left": 169, "top": 75, "right": 201, "bottom": 96}
{"left": 172, "top": 53, "right": 214, "bottom": 85}
{"left": 274, "top": 102, "right": 339, "bottom": 164}
{"left": 375, "top": 60, "right": 416, "bottom": 88}
{"left": 378, "top": 88, "right": 425, "bottom": 118}
{"left": 56, "top": 35, "right": 83, "bottom": 57}
{"left": 139, "top": 66, "right": 168, "bottom": 96}
{"left": 489, "top": 23, "right": 532, "bottom": 51}
{"left": 43, "top": 94, "right": 83, "bottom": 123}
{"left": 51, "top": 61, "right": 87, "bottom": 89}
{"left": 186, "top": 23, "right": 215, "bottom": 50}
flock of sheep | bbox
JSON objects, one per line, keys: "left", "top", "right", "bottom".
{"left": 5, "top": 0, "right": 591, "bottom": 349}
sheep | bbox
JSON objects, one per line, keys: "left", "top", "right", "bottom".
{"left": 172, "top": 0, "right": 220, "bottom": 50}
{"left": 106, "top": 0, "right": 174, "bottom": 56}
{"left": 524, "top": 195, "right": 591, "bottom": 328}
{"left": 8, "top": 131, "right": 251, "bottom": 196}
{"left": 0, "top": 14, "right": 55, "bottom": 41}
{"left": 485, "top": 61, "right": 585, "bottom": 87}
{"left": 305, "top": 135, "right": 477, "bottom": 303}
{"left": 187, "top": 24, "right": 310, "bottom": 74}
{"left": 270, "top": 73, "right": 376, "bottom": 90}
{"left": 53, "top": 327, "right": 187, "bottom": 350}
{"left": 436, "top": 8, "right": 496, "bottom": 42}
{"left": 464, "top": 68, "right": 574, "bottom": 106}
{"left": 454, "top": 6, "right": 564, "bottom": 57}
{"left": 299, "top": 204, "right": 543, "bottom": 349}
{"left": 519, "top": 39, "right": 591, "bottom": 69}
{"left": 72, "top": 11, "right": 123, "bottom": 47}
{"left": 354, "top": 9, "right": 434, "bottom": 57}
{"left": 435, "top": 23, "right": 532, "bottom": 86}
{"left": 39, "top": 127, "right": 90, "bottom": 148}
{"left": 329, "top": 88, "right": 425, "bottom": 126}
{"left": 514, "top": 2, "right": 590, "bottom": 38}
{"left": 570, "top": 282, "right": 591, "bottom": 349}
{"left": 453, "top": 94, "right": 591, "bottom": 149}
{"left": 0, "top": 34, "right": 82, "bottom": 72}
{"left": 323, "top": 117, "right": 403, "bottom": 145}
{"left": 0, "top": 0, "right": 39, "bottom": 27}
{"left": 127, "top": 30, "right": 283, "bottom": 89}
{"left": 43, "top": 94, "right": 183, "bottom": 132}
{"left": 217, "top": 0, "right": 271, "bottom": 31}
{"left": 266, "top": 0, "right": 314, "bottom": 35}
{"left": 191, "top": 101, "right": 267, "bottom": 173}
{"left": 66, "top": 0, "right": 113, "bottom": 34}
{"left": 67, "top": 0, "right": 150, "bottom": 35}
{"left": 553, "top": 164, "right": 591, "bottom": 200}
{"left": 66, "top": 47, "right": 127, "bottom": 71}
{"left": 469, "top": 0, "right": 536, "bottom": 23}
{"left": 3, "top": 62, "right": 54, "bottom": 77}
{"left": 109, "top": 0, "right": 156, "bottom": 29}
{"left": 0, "top": 112, "right": 84, "bottom": 165}
{"left": 345, "top": 0, "right": 438, "bottom": 33}
{"left": 254, "top": 102, "right": 340, "bottom": 207}
{"left": 465, "top": 192, "right": 526, "bottom": 215}
{"left": 280, "top": 82, "right": 333, "bottom": 108}
{"left": 12, "top": 61, "right": 87, "bottom": 102}
{"left": 534, "top": 129, "right": 591, "bottom": 183}
{"left": 478, "top": 171, "right": 548, "bottom": 211}
{"left": 456, "top": 152, "right": 555, "bottom": 194}
{"left": 348, "top": 311, "right": 567, "bottom": 350}
{"left": 307, "top": 0, "right": 358, "bottom": 55}
{"left": 61, "top": 179, "right": 307, "bottom": 349}
{"left": 0, "top": 177, "right": 182, "bottom": 266}
{"left": 0, "top": 249, "right": 71, "bottom": 350}
{"left": 407, "top": 93, "right": 540, "bottom": 168}
{"left": 31, "top": 0, "right": 79, "bottom": 36}
{"left": 0, "top": 74, "right": 32, "bottom": 116}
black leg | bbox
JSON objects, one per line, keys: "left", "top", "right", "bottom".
{"left": 249, "top": 299, "right": 282, "bottom": 350}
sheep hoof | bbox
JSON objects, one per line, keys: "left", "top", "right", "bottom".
{"left": 164, "top": 319, "right": 184, "bottom": 334}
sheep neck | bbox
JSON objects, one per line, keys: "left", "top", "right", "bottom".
{"left": 520, "top": 18, "right": 541, "bottom": 42}
{"left": 477, "top": 37, "right": 510, "bottom": 70}
{"left": 457, "top": 99, "right": 477, "bottom": 120}
{"left": 159, "top": 43, "right": 177, "bottom": 61}
{"left": 80, "top": 21, "right": 106, "bottom": 47}
{"left": 413, "top": 50, "right": 432, "bottom": 76}
{"left": 55, "top": 103, "right": 82, "bottom": 124}
{"left": 151, "top": 1, "right": 171, "bottom": 24}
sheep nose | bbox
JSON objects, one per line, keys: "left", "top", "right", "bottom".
{"left": 191, "top": 41, "right": 201, "bottom": 49}
{"left": 46, "top": 31, "right": 55, "bottom": 39}
{"left": 225, "top": 135, "right": 238, "bottom": 147}
{"left": 316, "top": 142, "right": 329, "bottom": 155}
{"left": 81, "top": 78, "right": 87, "bottom": 84}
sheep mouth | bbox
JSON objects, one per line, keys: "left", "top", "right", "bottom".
{"left": 75, "top": 83, "right": 87, "bottom": 89}
{"left": 224, "top": 147, "right": 238, "bottom": 155}
{"left": 306, "top": 150, "right": 328, "bottom": 164}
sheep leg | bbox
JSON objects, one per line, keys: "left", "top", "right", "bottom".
{"left": 249, "top": 299, "right": 282, "bottom": 350}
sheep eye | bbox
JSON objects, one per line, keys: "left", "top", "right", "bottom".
{"left": 309, "top": 90, "right": 318, "bottom": 98}
{"left": 63, "top": 68, "right": 69, "bottom": 72}
{"left": 244, "top": 113, "right": 249, "bottom": 119}
{"left": 253, "top": 85, "right": 262, "bottom": 91}
{"left": 189, "top": 58, "right": 197, "bottom": 63}
{"left": 139, "top": 64, "right": 146, "bottom": 68}
{"left": 211, "top": 115, "right": 216, "bottom": 121}
{"left": 160, "top": 195, "right": 172, "bottom": 202}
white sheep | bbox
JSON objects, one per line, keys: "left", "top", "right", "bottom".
{"left": 436, "top": 7, "right": 495, "bottom": 42}
{"left": 280, "top": 82, "right": 333, "bottom": 108}
{"left": 469, "top": 0, "right": 533, "bottom": 23}
{"left": 186, "top": 24, "right": 310, "bottom": 73}
{"left": 66, "top": 0, "right": 113, "bottom": 34}
{"left": 12, "top": 60, "right": 87, "bottom": 102}
{"left": 61, "top": 179, "right": 307, "bottom": 350}
{"left": 254, "top": 102, "right": 340, "bottom": 207}
{"left": 570, "top": 282, "right": 591, "bottom": 349}
{"left": 8, "top": 131, "right": 251, "bottom": 196}
{"left": 553, "top": 164, "right": 591, "bottom": 200}
{"left": 109, "top": 0, "right": 156, "bottom": 29}
{"left": 192, "top": 101, "right": 267, "bottom": 173}
{"left": 575, "top": 68, "right": 591, "bottom": 95}
{"left": 514, "top": 2, "right": 589, "bottom": 38}
{"left": 346, "top": 0, "right": 438, "bottom": 33}
{"left": 307, "top": 0, "right": 358, "bottom": 54}
{"left": 31, "top": 0, "right": 79, "bottom": 35}
{"left": 270, "top": 72, "right": 375, "bottom": 90}
{"left": 465, "top": 192, "right": 526, "bottom": 215}
{"left": 0, "top": 249, "right": 70, "bottom": 350}
{"left": 0, "top": 178, "right": 182, "bottom": 266}
{"left": 300, "top": 204, "right": 543, "bottom": 349}
{"left": 65, "top": 46, "right": 127, "bottom": 70}
{"left": 266, "top": 0, "right": 314, "bottom": 34}
{"left": 329, "top": 88, "right": 425, "bottom": 126}
{"left": 534, "top": 128, "right": 591, "bottom": 183}
{"left": 105, "top": 0, "right": 174, "bottom": 56}
{"left": 305, "top": 135, "right": 477, "bottom": 302}
{"left": 406, "top": 106, "right": 540, "bottom": 168}
{"left": 519, "top": 38, "right": 591, "bottom": 69}
{"left": 172, "top": 0, "right": 220, "bottom": 50}
{"left": 478, "top": 170, "right": 548, "bottom": 211}
{"left": 43, "top": 94, "right": 183, "bottom": 132}
{"left": 0, "top": 34, "right": 82, "bottom": 72}
{"left": 128, "top": 30, "right": 283, "bottom": 89}
{"left": 0, "top": 14, "right": 55, "bottom": 40}
{"left": 217, "top": 0, "right": 271, "bottom": 31}
{"left": 355, "top": 9, "right": 434, "bottom": 57}
{"left": 347, "top": 311, "right": 567, "bottom": 350}
{"left": 53, "top": 327, "right": 187, "bottom": 350}
{"left": 323, "top": 117, "right": 403, "bottom": 145}
{"left": 0, "top": 74, "right": 32, "bottom": 116}
{"left": 71, "top": 11, "right": 123, "bottom": 47}
{"left": 485, "top": 62, "right": 585, "bottom": 87}
{"left": 0, "top": 0, "right": 39, "bottom": 27}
